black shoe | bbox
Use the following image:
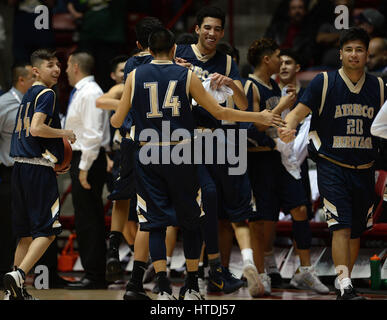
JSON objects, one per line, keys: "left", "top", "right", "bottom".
{"left": 336, "top": 285, "right": 366, "bottom": 300}
{"left": 207, "top": 266, "right": 244, "bottom": 294}
{"left": 123, "top": 281, "right": 151, "bottom": 300}
{"left": 268, "top": 272, "right": 283, "bottom": 287}
{"left": 65, "top": 277, "right": 107, "bottom": 290}
{"left": 152, "top": 283, "right": 160, "bottom": 294}
{"left": 106, "top": 248, "right": 123, "bottom": 282}
{"left": 143, "top": 263, "right": 156, "bottom": 284}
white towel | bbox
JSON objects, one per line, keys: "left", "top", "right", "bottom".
{"left": 192, "top": 77, "right": 234, "bottom": 106}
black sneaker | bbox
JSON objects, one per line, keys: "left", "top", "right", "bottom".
{"left": 3, "top": 270, "right": 24, "bottom": 300}
{"left": 123, "top": 281, "right": 151, "bottom": 300}
{"left": 106, "top": 248, "right": 123, "bottom": 281}
{"left": 152, "top": 283, "right": 160, "bottom": 294}
{"left": 207, "top": 266, "right": 244, "bottom": 294}
{"left": 336, "top": 285, "right": 366, "bottom": 300}
{"left": 268, "top": 272, "right": 283, "bottom": 287}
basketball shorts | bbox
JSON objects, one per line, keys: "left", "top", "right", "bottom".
{"left": 204, "top": 129, "right": 253, "bottom": 222}
{"left": 134, "top": 146, "right": 204, "bottom": 232}
{"left": 12, "top": 162, "right": 62, "bottom": 238}
{"left": 248, "top": 151, "right": 309, "bottom": 222}
{"left": 317, "top": 158, "right": 375, "bottom": 238}
{"left": 107, "top": 137, "right": 137, "bottom": 201}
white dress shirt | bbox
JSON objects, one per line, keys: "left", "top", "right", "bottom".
{"left": 371, "top": 99, "right": 387, "bottom": 140}
{"left": 65, "top": 76, "right": 110, "bottom": 171}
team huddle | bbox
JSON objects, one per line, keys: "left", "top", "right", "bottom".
{"left": 2, "top": 5, "right": 387, "bottom": 301}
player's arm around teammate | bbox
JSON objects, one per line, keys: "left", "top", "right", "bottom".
{"left": 96, "top": 83, "right": 124, "bottom": 111}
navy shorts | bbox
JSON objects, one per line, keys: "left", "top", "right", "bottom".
{"left": 248, "top": 151, "right": 309, "bottom": 222}
{"left": 317, "top": 158, "right": 375, "bottom": 238}
{"left": 12, "top": 162, "right": 62, "bottom": 238}
{"left": 108, "top": 138, "right": 137, "bottom": 201}
{"left": 205, "top": 130, "right": 253, "bottom": 222}
{"left": 135, "top": 146, "right": 203, "bottom": 232}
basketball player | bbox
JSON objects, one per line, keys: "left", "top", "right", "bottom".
{"left": 279, "top": 27, "right": 386, "bottom": 300}
{"left": 111, "top": 27, "right": 286, "bottom": 300}
{"left": 174, "top": 5, "right": 268, "bottom": 297}
{"left": 4, "top": 49, "right": 76, "bottom": 300}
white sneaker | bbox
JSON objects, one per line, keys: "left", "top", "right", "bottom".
{"left": 3, "top": 270, "right": 25, "bottom": 300}
{"left": 260, "top": 273, "right": 272, "bottom": 295}
{"left": 157, "top": 291, "right": 177, "bottom": 300}
{"left": 290, "top": 266, "right": 330, "bottom": 294}
{"left": 184, "top": 289, "right": 204, "bottom": 300}
{"left": 198, "top": 277, "right": 206, "bottom": 297}
{"left": 243, "top": 261, "right": 264, "bottom": 297}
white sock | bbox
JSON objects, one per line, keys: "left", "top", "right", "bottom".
{"left": 339, "top": 277, "right": 352, "bottom": 295}
{"left": 241, "top": 248, "right": 254, "bottom": 264}
{"left": 166, "top": 256, "right": 172, "bottom": 268}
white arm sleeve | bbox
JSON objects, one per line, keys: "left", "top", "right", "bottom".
{"left": 371, "top": 100, "right": 387, "bottom": 140}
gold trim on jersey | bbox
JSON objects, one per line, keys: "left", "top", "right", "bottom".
{"left": 130, "top": 69, "right": 136, "bottom": 105}
{"left": 248, "top": 74, "right": 273, "bottom": 90}
{"left": 244, "top": 80, "right": 252, "bottom": 95}
{"left": 225, "top": 55, "right": 232, "bottom": 77}
{"left": 309, "top": 130, "right": 322, "bottom": 150}
{"left": 137, "top": 51, "right": 151, "bottom": 57}
{"left": 190, "top": 44, "right": 216, "bottom": 62}
{"left": 247, "top": 146, "right": 273, "bottom": 152}
{"left": 150, "top": 60, "right": 174, "bottom": 65}
{"left": 32, "top": 81, "right": 47, "bottom": 87}
{"left": 139, "top": 138, "right": 191, "bottom": 146}
{"left": 338, "top": 68, "right": 365, "bottom": 94}
{"left": 377, "top": 77, "right": 384, "bottom": 108}
{"left": 319, "top": 72, "right": 328, "bottom": 115}
{"left": 318, "top": 153, "right": 374, "bottom": 170}
{"left": 186, "top": 69, "right": 192, "bottom": 108}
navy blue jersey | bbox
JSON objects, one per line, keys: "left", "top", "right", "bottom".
{"left": 121, "top": 53, "right": 154, "bottom": 134}
{"left": 241, "top": 75, "right": 281, "bottom": 149}
{"left": 130, "top": 61, "right": 195, "bottom": 141}
{"left": 175, "top": 44, "right": 241, "bottom": 128}
{"left": 300, "top": 69, "right": 386, "bottom": 167}
{"left": 10, "top": 84, "right": 64, "bottom": 163}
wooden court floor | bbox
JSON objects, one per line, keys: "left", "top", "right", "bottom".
{"left": 1, "top": 279, "right": 387, "bottom": 300}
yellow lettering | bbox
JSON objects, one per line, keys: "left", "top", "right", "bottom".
{"left": 335, "top": 105, "right": 343, "bottom": 118}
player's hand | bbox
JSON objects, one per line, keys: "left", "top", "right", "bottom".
{"left": 278, "top": 127, "right": 297, "bottom": 143}
{"left": 56, "top": 164, "right": 71, "bottom": 175}
{"left": 280, "top": 92, "right": 297, "bottom": 108}
{"left": 210, "top": 73, "right": 233, "bottom": 90}
{"left": 65, "top": 130, "right": 76, "bottom": 144}
{"left": 256, "top": 109, "right": 287, "bottom": 127}
{"left": 79, "top": 169, "right": 91, "bottom": 190}
{"left": 283, "top": 84, "right": 296, "bottom": 95}
{"left": 175, "top": 57, "right": 191, "bottom": 69}
{"left": 106, "top": 155, "right": 114, "bottom": 173}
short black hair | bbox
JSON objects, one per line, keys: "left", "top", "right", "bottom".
{"left": 217, "top": 42, "right": 240, "bottom": 65}
{"left": 339, "top": 27, "right": 370, "bottom": 50}
{"left": 279, "top": 49, "right": 301, "bottom": 65}
{"left": 149, "top": 27, "right": 175, "bottom": 55}
{"left": 30, "top": 49, "right": 57, "bottom": 67}
{"left": 196, "top": 6, "right": 226, "bottom": 29}
{"left": 176, "top": 32, "right": 198, "bottom": 45}
{"left": 135, "top": 16, "right": 163, "bottom": 48}
{"left": 110, "top": 55, "right": 129, "bottom": 73}
{"left": 70, "top": 50, "right": 95, "bottom": 75}
{"left": 247, "top": 38, "right": 279, "bottom": 68}
{"left": 12, "top": 62, "right": 31, "bottom": 85}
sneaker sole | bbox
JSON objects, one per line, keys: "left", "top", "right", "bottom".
{"left": 290, "top": 279, "right": 330, "bottom": 294}
{"left": 243, "top": 266, "right": 264, "bottom": 297}
{"left": 3, "top": 274, "right": 23, "bottom": 300}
